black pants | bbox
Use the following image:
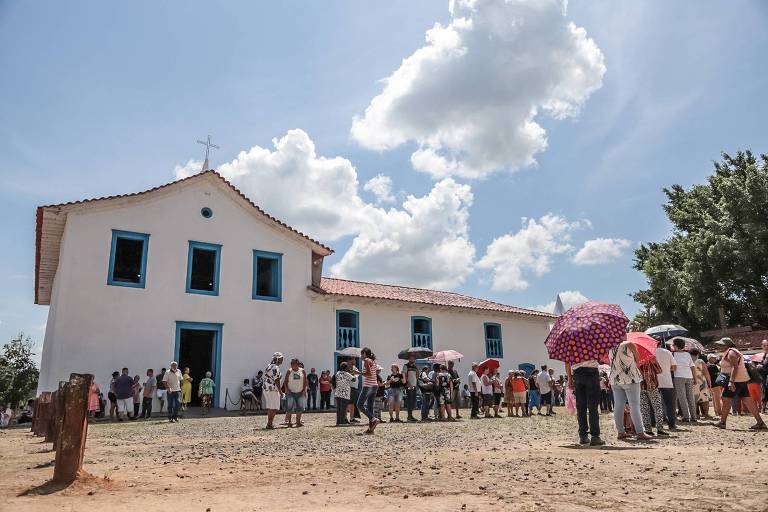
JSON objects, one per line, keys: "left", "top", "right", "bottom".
{"left": 320, "top": 391, "right": 331, "bottom": 409}
{"left": 308, "top": 387, "right": 317, "bottom": 410}
{"left": 133, "top": 402, "right": 140, "bottom": 418}
{"left": 141, "top": 397, "right": 153, "bottom": 418}
{"left": 470, "top": 392, "right": 480, "bottom": 417}
{"left": 406, "top": 388, "right": 417, "bottom": 418}
{"left": 350, "top": 387, "right": 361, "bottom": 418}
{"left": 659, "top": 387, "right": 677, "bottom": 429}
{"left": 335, "top": 397, "right": 349, "bottom": 424}
{"left": 573, "top": 367, "right": 601, "bottom": 438}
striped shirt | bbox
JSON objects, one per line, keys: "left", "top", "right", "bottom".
{"left": 362, "top": 358, "right": 378, "bottom": 388}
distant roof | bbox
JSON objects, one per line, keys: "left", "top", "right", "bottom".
{"left": 35, "top": 171, "right": 333, "bottom": 305}
{"left": 314, "top": 277, "right": 556, "bottom": 319}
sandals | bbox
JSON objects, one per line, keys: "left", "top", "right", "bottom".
{"left": 749, "top": 422, "right": 767, "bottom": 430}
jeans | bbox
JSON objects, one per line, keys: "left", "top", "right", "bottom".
{"left": 421, "top": 390, "right": 434, "bottom": 420}
{"left": 659, "top": 387, "right": 677, "bottom": 429}
{"left": 470, "top": 392, "right": 480, "bottom": 417}
{"left": 167, "top": 391, "right": 181, "bottom": 420}
{"left": 308, "top": 387, "right": 317, "bottom": 410}
{"left": 612, "top": 382, "right": 644, "bottom": 434}
{"left": 133, "top": 402, "right": 140, "bottom": 418}
{"left": 141, "top": 396, "right": 153, "bottom": 418}
{"left": 573, "top": 367, "right": 601, "bottom": 438}
{"left": 335, "top": 397, "right": 349, "bottom": 425}
{"left": 673, "top": 377, "right": 697, "bottom": 421}
{"left": 357, "top": 386, "right": 377, "bottom": 422}
{"left": 405, "top": 388, "right": 417, "bottom": 418}
{"left": 350, "top": 387, "right": 360, "bottom": 418}
{"left": 320, "top": 390, "right": 331, "bottom": 409}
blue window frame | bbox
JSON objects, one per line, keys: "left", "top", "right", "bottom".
{"left": 411, "top": 316, "right": 432, "bottom": 349}
{"left": 174, "top": 321, "right": 223, "bottom": 408}
{"left": 107, "top": 230, "right": 150, "bottom": 288}
{"left": 484, "top": 322, "right": 503, "bottom": 358}
{"left": 336, "top": 309, "right": 359, "bottom": 349}
{"left": 252, "top": 250, "right": 282, "bottom": 301}
{"left": 186, "top": 241, "right": 221, "bottom": 296}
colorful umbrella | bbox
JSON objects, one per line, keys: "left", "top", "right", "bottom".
{"left": 645, "top": 324, "right": 688, "bottom": 340}
{"left": 427, "top": 350, "right": 464, "bottom": 363}
{"left": 398, "top": 347, "right": 433, "bottom": 360}
{"left": 750, "top": 352, "right": 766, "bottom": 364}
{"left": 668, "top": 336, "right": 705, "bottom": 353}
{"left": 600, "top": 332, "right": 657, "bottom": 366}
{"left": 476, "top": 358, "right": 500, "bottom": 376}
{"left": 545, "top": 301, "right": 629, "bottom": 365}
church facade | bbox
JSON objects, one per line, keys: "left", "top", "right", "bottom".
{"left": 35, "top": 171, "right": 556, "bottom": 407}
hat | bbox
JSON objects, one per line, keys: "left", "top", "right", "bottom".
{"left": 714, "top": 337, "right": 735, "bottom": 347}
{"left": 170, "top": 361, "right": 178, "bottom": 366}
{"left": 273, "top": 352, "right": 284, "bottom": 359}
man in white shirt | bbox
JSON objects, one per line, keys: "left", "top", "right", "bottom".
{"left": 671, "top": 338, "right": 698, "bottom": 422}
{"left": 162, "top": 361, "right": 182, "bottom": 423}
{"left": 467, "top": 363, "right": 482, "bottom": 419}
{"left": 536, "top": 365, "right": 554, "bottom": 416}
{"left": 655, "top": 342, "right": 678, "bottom": 431}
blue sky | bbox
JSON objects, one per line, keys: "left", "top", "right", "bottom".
{"left": 1, "top": 1, "right": 768, "bottom": 354}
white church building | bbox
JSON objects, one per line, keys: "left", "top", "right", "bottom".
{"left": 35, "top": 171, "right": 556, "bottom": 407}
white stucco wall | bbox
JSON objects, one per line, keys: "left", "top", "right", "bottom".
{"left": 37, "top": 176, "right": 558, "bottom": 408}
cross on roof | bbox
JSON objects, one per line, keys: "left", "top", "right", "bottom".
{"left": 197, "top": 135, "right": 220, "bottom": 172}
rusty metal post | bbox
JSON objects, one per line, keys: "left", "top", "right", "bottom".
{"left": 52, "top": 373, "right": 93, "bottom": 484}
{"left": 34, "top": 392, "right": 51, "bottom": 438}
{"left": 31, "top": 395, "right": 41, "bottom": 434}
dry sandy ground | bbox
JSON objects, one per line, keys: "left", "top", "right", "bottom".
{"left": 2, "top": 409, "right": 767, "bottom": 512}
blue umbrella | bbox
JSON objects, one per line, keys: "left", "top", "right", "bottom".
{"left": 645, "top": 324, "right": 688, "bottom": 340}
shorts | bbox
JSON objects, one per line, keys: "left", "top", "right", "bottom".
{"left": 540, "top": 391, "right": 552, "bottom": 405}
{"left": 388, "top": 387, "right": 403, "bottom": 404}
{"left": 482, "top": 393, "right": 493, "bottom": 407}
{"left": 107, "top": 392, "right": 117, "bottom": 404}
{"left": 156, "top": 389, "right": 167, "bottom": 400}
{"left": 437, "top": 388, "right": 450, "bottom": 405}
{"left": 513, "top": 392, "right": 526, "bottom": 405}
{"left": 493, "top": 393, "right": 502, "bottom": 406}
{"left": 263, "top": 389, "right": 281, "bottom": 410}
{"left": 721, "top": 381, "right": 750, "bottom": 399}
{"left": 285, "top": 392, "right": 306, "bottom": 412}
{"left": 117, "top": 398, "right": 133, "bottom": 414}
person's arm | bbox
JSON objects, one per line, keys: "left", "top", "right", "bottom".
{"left": 565, "top": 363, "right": 574, "bottom": 390}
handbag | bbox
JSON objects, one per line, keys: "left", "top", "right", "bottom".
{"left": 714, "top": 372, "right": 730, "bottom": 388}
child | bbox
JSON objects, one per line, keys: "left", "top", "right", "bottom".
{"left": 437, "top": 365, "right": 454, "bottom": 421}
{"left": 199, "top": 371, "right": 215, "bottom": 415}
{"left": 241, "top": 378, "right": 255, "bottom": 415}
{"left": 374, "top": 367, "right": 386, "bottom": 422}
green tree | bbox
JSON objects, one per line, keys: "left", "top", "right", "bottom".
{"left": 0, "top": 332, "right": 40, "bottom": 408}
{"left": 633, "top": 151, "right": 768, "bottom": 335}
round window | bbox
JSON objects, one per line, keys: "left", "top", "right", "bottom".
{"left": 201, "top": 207, "right": 213, "bottom": 219}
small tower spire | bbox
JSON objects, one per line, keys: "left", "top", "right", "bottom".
{"left": 196, "top": 135, "right": 220, "bottom": 172}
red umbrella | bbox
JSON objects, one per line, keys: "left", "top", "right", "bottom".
{"left": 476, "top": 358, "right": 500, "bottom": 376}
{"left": 545, "top": 301, "right": 629, "bottom": 365}
{"left": 600, "top": 332, "right": 657, "bottom": 366}
{"left": 750, "top": 352, "right": 766, "bottom": 364}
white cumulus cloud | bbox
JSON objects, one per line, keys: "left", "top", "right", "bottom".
{"left": 533, "top": 290, "right": 589, "bottom": 313}
{"left": 174, "top": 129, "right": 475, "bottom": 289}
{"left": 363, "top": 174, "right": 396, "bottom": 204}
{"left": 477, "top": 214, "right": 586, "bottom": 291}
{"left": 573, "top": 238, "right": 632, "bottom": 265}
{"left": 351, "top": 0, "right": 605, "bottom": 179}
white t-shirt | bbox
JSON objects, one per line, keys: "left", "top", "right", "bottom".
{"left": 536, "top": 371, "right": 553, "bottom": 394}
{"left": 672, "top": 351, "right": 694, "bottom": 379}
{"left": 480, "top": 374, "right": 493, "bottom": 395}
{"left": 467, "top": 371, "right": 482, "bottom": 393}
{"left": 163, "top": 369, "right": 182, "bottom": 392}
{"left": 655, "top": 347, "right": 675, "bottom": 389}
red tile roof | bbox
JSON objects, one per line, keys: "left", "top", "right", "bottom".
{"left": 315, "top": 277, "right": 556, "bottom": 318}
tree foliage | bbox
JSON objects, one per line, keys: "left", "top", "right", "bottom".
{"left": 0, "top": 332, "right": 39, "bottom": 408}
{"left": 633, "top": 151, "right": 768, "bottom": 335}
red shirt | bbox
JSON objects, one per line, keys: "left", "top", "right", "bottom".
{"left": 319, "top": 375, "right": 331, "bottom": 392}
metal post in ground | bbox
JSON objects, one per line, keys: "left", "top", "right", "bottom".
{"left": 52, "top": 373, "right": 93, "bottom": 484}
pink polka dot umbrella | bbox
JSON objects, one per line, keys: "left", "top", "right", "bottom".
{"left": 544, "top": 301, "right": 629, "bottom": 365}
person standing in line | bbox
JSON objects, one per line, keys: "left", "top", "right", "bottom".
{"left": 181, "top": 367, "right": 193, "bottom": 412}
{"left": 386, "top": 364, "right": 404, "bottom": 422}
{"left": 334, "top": 362, "right": 357, "bottom": 425}
{"left": 252, "top": 371, "right": 264, "bottom": 410}
{"left": 480, "top": 367, "right": 494, "bottom": 418}
{"left": 262, "top": 353, "right": 284, "bottom": 429}
{"left": 528, "top": 370, "right": 542, "bottom": 416}
{"left": 114, "top": 368, "right": 135, "bottom": 422}
{"left": 88, "top": 380, "right": 101, "bottom": 419}
{"left": 760, "top": 339, "right": 768, "bottom": 413}
{"left": 511, "top": 371, "right": 528, "bottom": 417}
{"left": 504, "top": 371, "right": 515, "bottom": 417}
{"left": 447, "top": 360, "right": 462, "bottom": 420}
{"left": 307, "top": 368, "right": 319, "bottom": 411}
{"left": 707, "top": 355, "right": 722, "bottom": 416}
{"left": 283, "top": 358, "right": 307, "bottom": 427}
{"left": 357, "top": 347, "right": 381, "bottom": 434}
{"left": 690, "top": 349, "right": 712, "bottom": 418}
{"left": 199, "top": 371, "right": 215, "bottom": 415}
{"left": 671, "top": 338, "right": 698, "bottom": 423}
{"left": 131, "top": 374, "right": 142, "bottom": 420}
{"left": 374, "top": 366, "right": 386, "bottom": 422}
{"left": 436, "top": 364, "right": 455, "bottom": 421}
{"left": 108, "top": 371, "right": 119, "bottom": 420}
{"left": 639, "top": 357, "right": 669, "bottom": 437}
{"left": 319, "top": 370, "right": 332, "bottom": 410}
{"left": 608, "top": 340, "right": 653, "bottom": 441}
{"left": 140, "top": 369, "right": 155, "bottom": 419}
{"left": 565, "top": 359, "right": 605, "bottom": 446}
{"left": 467, "top": 363, "right": 482, "bottom": 419}
{"left": 491, "top": 369, "right": 503, "bottom": 418}
{"left": 155, "top": 368, "right": 167, "bottom": 414}
{"left": 163, "top": 362, "right": 183, "bottom": 423}
{"left": 402, "top": 355, "right": 420, "bottom": 422}
{"left": 347, "top": 356, "right": 362, "bottom": 423}
{"left": 655, "top": 341, "right": 677, "bottom": 431}
{"left": 537, "top": 365, "right": 554, "bottom": 416}
{"left": 712, "top": 338, "right": 767, "bottom": 430}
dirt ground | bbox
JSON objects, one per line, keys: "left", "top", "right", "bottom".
{"left": 2, "top": 408, "right": 767, "bottom": 512}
